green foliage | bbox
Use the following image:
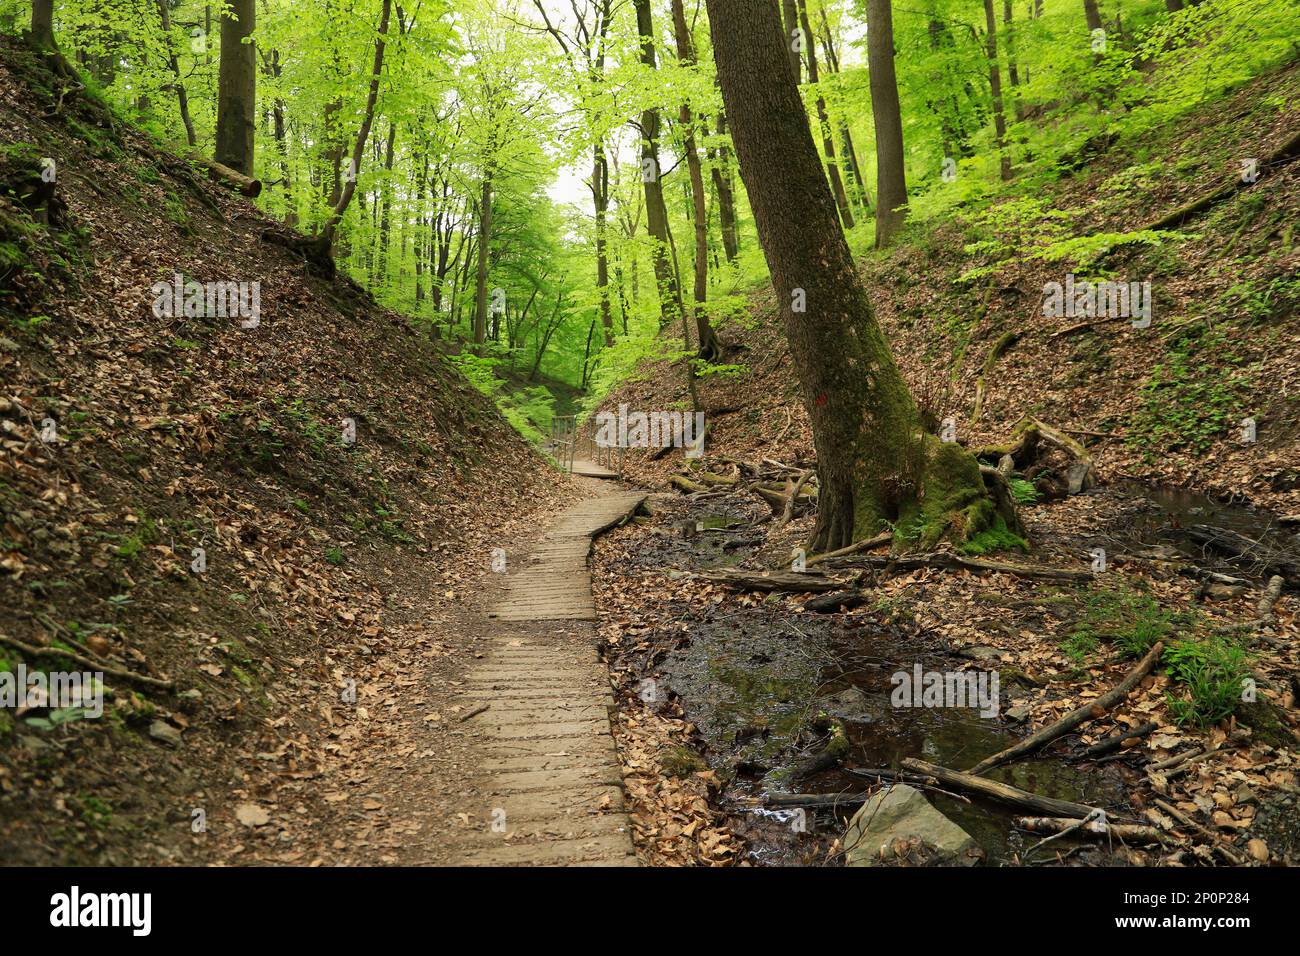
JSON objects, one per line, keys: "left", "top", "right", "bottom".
{"left": 1128, "top": 324, "right": 1250, "bottom": 456}
{"left": 1008, "top": 478, "right": 1038, "bottom": 504}
{"left": 1164, "top": 635, "right": 1252, "bottom": 727}
{"left": 1072, "top": 587, "right": 1176, "bottom": 659}
{"left": 957, "top": 519, "right": 1028, "bottom": 556}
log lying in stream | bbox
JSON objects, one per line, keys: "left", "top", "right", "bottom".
{"left": 1014, "top": 816, "right": 1168, "bottom": 845}
{"left": 900, "top": 758, "right": 1112, "bottom": 820}
{"left": 827, "top": 551, "right": 1093, "bottom": 583}
{"left": 966, "top": 641, "right": 1165, "bottom": 776}
{"left": 697, "top": 568, "right": 842, "bottom": 593}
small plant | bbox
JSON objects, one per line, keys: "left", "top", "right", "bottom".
{"left": 325, "top": 546, "right": 345, "bottom": 566}
{"left": 1164, "top": 635, "right": 1252, "bottom": 726}
{"left": 1009, "top": 478, "right": 1038, "bottom": 504}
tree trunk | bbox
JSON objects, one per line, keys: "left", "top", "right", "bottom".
{"left": 378, "top": 120, "right": 396, "bottom": 279}
{"left": 867, "top": 0, "right": 907, "bottom": 247}
{"left": 704, "top": 0, "right": 1012, "bottom": 552}
{"left": 709, "top": 110, "right": 741, "bottom": 262}
{"left": 780, "top": 0, "right": 801, "bottom": 84}
{"left": 1084, "top": 0, "right": 1104, "bottom": 33}
{"left": 473, "top": 172, "right": 492, "bottom": 345}
{"left": 215, "top": 0, "right": 256, "bottom": 176}
{"left": 318, "top": 0, "right": 391, "bottom": 247}
{"left": 632, "top": 0, "right": 686, "bottom": 335}
{"left": 671, "top": 0, "right": 721, "bottom": 361}
{"left": 157, "top": 0, "right": 198, "bottom": 146}
{"left": 983, "top": 0, "right": 1012, "bottom": 181}
{"left": 592, "top": 142, "right": 615, "bottom": 346}
{"left": 31, "top": 0, "right": 56, "bottom": 49}
{"left": 798, "top": 0, "right": 852, "bottom": 228}
{"left": 1003, "top": 0, "right": 1025, "bottom": 122}
{"left": 818, "top": 17, "right": 871, "bottom": 212}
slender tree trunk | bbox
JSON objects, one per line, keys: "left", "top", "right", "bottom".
{"left": 319, "top": 0, "right": 391, "bottom": 245}
{"left": 592, "top": 142, "right": 615, "bottom": 346}
{"left": 378, "top": 121, "right": 396, "bottom": 279}
{"left": 672, "top": 0, "right": 721, "bottom": 360}
{"left": 983, "top": 0, "right": 1012, "bottom": 181}
{"left": 473, "top": 173, "right": 492, "bottom": 345}
{"left": 867, "top": 0, "right": 907, "bottom": 247}
{"left": 780, "top": 0, "right": 801, "bottom": 84}
{"left": 798, "top": 0, "right": 853, "bottom": 228}
{"left": 703, "top": 0, "right": 1010, "bottom": 552}
{"left": 157, "top": 0, "right": 198, "bottom": 146}
{"left": 709, "top": 111, "right": 741, "bottom": 261}
{"left": 632, "top": 0, "right": 686, "bottom": 336}
{"left": 215, "top": 0, "right": 256, "bottom": 175}
{"left": 1083, "top": 0, "right": 1104, "bottom": 33}
{"left": 1003, "top": 0, "right": 1025, "bottom": 122}
{"left": 1164, "top": 0, "right": 1184, "bottom": 11}
{"left": 818, "top": 17, "right": 871, "bottom": 212}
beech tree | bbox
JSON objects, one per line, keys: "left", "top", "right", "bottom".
{"left": 31, "top": 0, "right": 55, "bottom": 49}
{"left": 215, "top": 0, "right": 256, "bottom": 175}
{"left": 703, "top": 0, "right": 1016, "bottom": 552}
{"left": 867, "top": 0, "right": 907, "bottom": 247}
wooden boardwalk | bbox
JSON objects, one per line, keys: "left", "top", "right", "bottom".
{"left": 488, "top": 491, "right": 644, "bottom": 622}
{"left": 570, "top": 458, "right": 620, "bottom": 479}
{"left": 452, "top": 490, "right": 644, "bottom": 866}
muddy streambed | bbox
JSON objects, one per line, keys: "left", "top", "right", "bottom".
{"left": 613, "top": 480, "right": 1297, "bottom": 865}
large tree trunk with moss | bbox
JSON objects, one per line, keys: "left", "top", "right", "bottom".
{"left": 215, "top": 0, "right": 256, "bottom": 176}
{"left": 704, "top": 0, "right": 1016, "bottom": 553}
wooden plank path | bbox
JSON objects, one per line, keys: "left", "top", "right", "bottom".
{"left": 488, "top": 491, "right": 644, "bottom": 622}
{"left": 570, "top": 458, "right": 620, "bottom": 479}
{"left": 452, "top": 490, "right": 644, "bottom": 866}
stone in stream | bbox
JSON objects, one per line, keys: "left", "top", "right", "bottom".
{"left": 843, "top": 784, "right": 983, "bottom": 866}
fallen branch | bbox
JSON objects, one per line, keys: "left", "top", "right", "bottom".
{"left": 806, "top": 532, "right": 892, "bottom": 568}
{"left": 1257, "top": 574, "right": 1285, "bottom": 621}
{"left": 966, "top": 641, "right": 1165, "bottom": 776}
{"left": 1141, "top": 128, "right": 1300, "bottom": 231}
{"left": 900, "top": 758, "right": 1111, "bottom": 819}
{"left": 803, "top": 590, "right": 871, "bottom": 613}
{"left": 1015, "top": 815, "right": 1168, "bottom": 845}
{"left": 829, "top": 551, "right": 1092, "bottom": 583}
{"left": 1079, "top": 720, "right": 1159, "bottom": 758}
{"left": 0, "top": 632, "right": 174, "bottom": 691}
{"left": 697, "top": 568, "right": 841, "bottom": 594}
{"left": 775, "top": 470, "right": 815, "bottom": 530}
{"left": 1152, "top": 798, "right": 1247, "bottom": 866}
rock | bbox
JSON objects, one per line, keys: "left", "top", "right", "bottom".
{"left": 148, "top": 720, "right": 183, "bottom": 747}
{"left": 235, "top": 803, "right": 271, "bottom": 828}
{"left": 1066, "top": 461, "right": 1096, "bottom": 495}
{"left": 843, "top": 784, "right": 983, "bottom": 866}
{"left": 956, "top": 645, "right": 1003, "bottom": 662}
{"left": 819, "top": 686, "right": 871, "bottom": 719}
{"left": 1005, "top": 704, "right": 1032, "bottom": 723}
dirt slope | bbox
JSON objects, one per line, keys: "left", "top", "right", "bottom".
{"left": 0, "top": 37, "right": 572, "bottom": 864}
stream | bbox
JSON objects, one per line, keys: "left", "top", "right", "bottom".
{"left": 610, "top": 480, "right": 1297, "bottom": 866}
